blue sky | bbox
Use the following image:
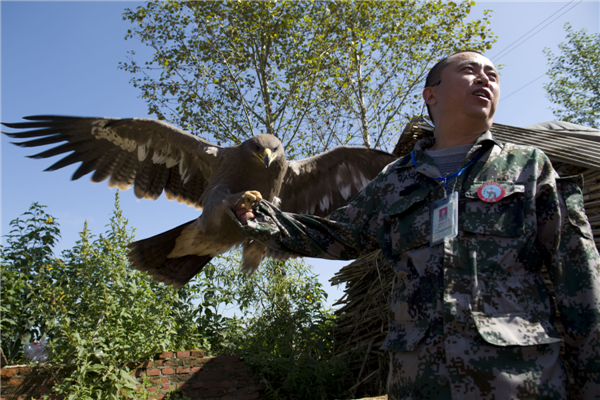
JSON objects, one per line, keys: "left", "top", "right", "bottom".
{"left": 1, "top": 0, "right": 599, "bottom": 308}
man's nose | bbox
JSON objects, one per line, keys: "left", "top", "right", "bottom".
{"left": 476, "top": 71, "right": 490, "bottom": 85}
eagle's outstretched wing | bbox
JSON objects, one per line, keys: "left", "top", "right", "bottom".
{"left": 279, "top": 146, "right": 398, "bottom": 216}
{"left": 2, "top": 115, "right": 224, "bottom": 208}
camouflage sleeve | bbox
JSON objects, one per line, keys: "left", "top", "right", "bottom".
{"left": 535, "top": 153, "right": 600, "bottom": 398}
{"left": 230, "top": 183, "right": 382, "bottom": 260}
{"left": 552, "top": 175, "right": 600, "bottom": 399}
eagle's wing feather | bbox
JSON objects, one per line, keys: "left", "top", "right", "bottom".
{"left": 2, "top": 115, "right": 224, "bottom": 208}
{"left": 279, "top": 147, "right": 398, "bottom": 216}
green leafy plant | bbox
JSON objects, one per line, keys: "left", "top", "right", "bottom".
{"left": 1, "top": 202, "right": 60, "bottom": 363}
{"left": 200, "top": 254, "right": 352, "bottom": 399}
{"left": 2, "top": 195, "right": 352, "bottom": 399}
{"left": 1, "top": 194, "right": 204, "bottom": 399}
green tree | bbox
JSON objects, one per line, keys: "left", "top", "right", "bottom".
{"left": 309, "top": 1, "right": 495, "bottom": 150}
{"left": 1, "top": 203, "right": 60, "bottom": 363}
{"left": 1, "top": 197, "right": 347, "bottom": 398}
{"left": 543, "top": 23, "right": 600, "bottom": 128}
{"left": 204, "top": 252, "right": 351, "bottom": 400}
{"left": 1, "top": 194, "right": 203, "bottom": 399}
{"left": 121, "top": 0, "right": 495, "bottom": 157}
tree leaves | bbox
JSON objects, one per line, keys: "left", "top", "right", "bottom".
{"left": 120, "top": 0, "right": 495, "bottom": 158}
{"left": 544, "top": 23, "right": 600, "bottom": 129}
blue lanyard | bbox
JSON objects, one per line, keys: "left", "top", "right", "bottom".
{"left": 410, "top": 150, "right": 483, "bottom": 197}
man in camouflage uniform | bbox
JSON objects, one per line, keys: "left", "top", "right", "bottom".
{"left": 232, "top": 51, "right": 600, "bottom": 399}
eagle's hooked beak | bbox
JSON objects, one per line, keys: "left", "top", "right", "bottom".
{"left": 262, "top": 149, "right": 276, "bottom": 168}
{"left": 253, "top": 148, "right": 277, "bottom": 168}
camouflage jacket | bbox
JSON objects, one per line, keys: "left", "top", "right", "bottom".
{"left": 233, "top": 131, "right": 600, "bottom": 399}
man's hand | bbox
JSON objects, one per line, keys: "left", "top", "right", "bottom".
{"left": 235, "top": 204, "right": 255, "bottom": 225}
{"left": 233, "top": 190, "right": 262, "bottom": 225}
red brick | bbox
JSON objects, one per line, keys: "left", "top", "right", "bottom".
{"left": 146, "top": 369, "right": 161, "bottom": 376}
{"left": 222, "top": 396, "right": 234, "bottom": 400}
{"left": 131, "top": 370, "right": 144, "bottom": 377}
{"left": 182, "top": 388, "right": 198, "bottom": 397}
{"left": 221, "top": 380, "right": 232, "bottom": 387}
{"left": 176, "top": 351, "right": 190, "bottom": 358}
{"left": 191, "top": 367, "right": 203, "bottom": 373}
{"left": 0, "top": 368, "right": 19, "bottom": 378}
{"left": 199, "top": 388, "right": 226, "bottom": 396}
{"left": 150, "top": 376, "right": 169, "bottom": 385}
{"left": 192, "top": 381, "right": 205, "bottom": 388}
{"left": 236, "top": 370, "right": 253, "bottom": 377}
{"left": 196, "top": 372, "right": 227, "bottom": 381}
{"left": 8, "top": 378, "right": 24, "bottom": 385}
{"left": 162, "top": 368, "right": 175, "bottom": 375}
{"left": 222, "top": 364, "right": 232, "bottom": 371}
{"left": 204, "top": 380, "right": 221, "bottom": 388}
{"left": 233, "top": 362, "right": 246, "bottom": 370}
{"left": 35, "top": 385, "right": 52, "bottom": 393}
{"left": 158, "top": 352, "right": 173, "bottom": 359}
{"left": 214, "top": 356, "right": 239, "bottom": 363}
{"left": 190, "top": 350, "right": 205, "bottom": 357}
{"left": 248, "top": 392, "right": 260, "bottom": 399}
{"left": 176, "top": 366, "right": 190, "bottom": 374}
{"left": 153, "top": 360, "right": 164, "bottom": 367}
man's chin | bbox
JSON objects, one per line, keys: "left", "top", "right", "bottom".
{"left": 467, "top": 107, "right": 495, "bottom": 125}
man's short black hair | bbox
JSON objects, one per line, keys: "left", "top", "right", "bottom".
{"left": 424, "top": 50, "right": 485, "bottom": 123}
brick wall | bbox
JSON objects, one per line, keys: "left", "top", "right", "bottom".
{"left": 0, "top": 351, "right": 265, "bottom": 400}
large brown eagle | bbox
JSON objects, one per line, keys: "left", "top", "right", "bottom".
{"left": 2, "top": 116, "right": 398, "bottom": 287}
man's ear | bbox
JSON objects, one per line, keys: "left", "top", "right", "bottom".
{"left": 423, "top": 87, "right": 437, "bottom": 106}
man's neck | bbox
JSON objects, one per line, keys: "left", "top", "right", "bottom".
{"left": 430, "top": 118, "right": 492, "bottom": 151}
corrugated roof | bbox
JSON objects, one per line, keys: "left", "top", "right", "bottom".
{"left": 490, "top": 122, "right": 600, "bottom": 171}
{"left": 395, "top": 116, "right": 600, "bottom": 171}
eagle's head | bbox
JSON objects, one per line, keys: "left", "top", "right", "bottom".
{"left": 244, "top": 134, "right": 285, "bottom": 168}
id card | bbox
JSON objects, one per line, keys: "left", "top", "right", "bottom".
{"left": 430, "top": 191, "right": 458, "bottom": 246}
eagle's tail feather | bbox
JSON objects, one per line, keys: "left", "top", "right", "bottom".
{"left": 161, "top": 255, "right": 213, "bottom": 289}
{"left": 128, "top": 220, "right": 212, "bottom": 288}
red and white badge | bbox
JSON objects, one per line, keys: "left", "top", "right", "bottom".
{"left": 477, "top": 182, "right": 505, "bottom": 202}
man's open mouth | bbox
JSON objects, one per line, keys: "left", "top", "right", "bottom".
{"left": 473, "top": 90, "right": 491, "bottom": 100}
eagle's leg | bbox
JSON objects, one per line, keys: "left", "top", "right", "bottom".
{"left": 244, "top": 190, "right": 262, "bottom": 209}
{"left": 241, "top": 238, "right": 267, "bottom": 274}
{"left": 226, "top": 190, "right": 263, "bottom": 210}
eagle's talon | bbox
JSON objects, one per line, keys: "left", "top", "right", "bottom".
{"left": 243, "top": 190, "right": 263, "bottom": 209}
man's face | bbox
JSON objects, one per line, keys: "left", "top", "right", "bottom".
{"left": 427, "top": 52, "right": 500, "bottom": 126}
